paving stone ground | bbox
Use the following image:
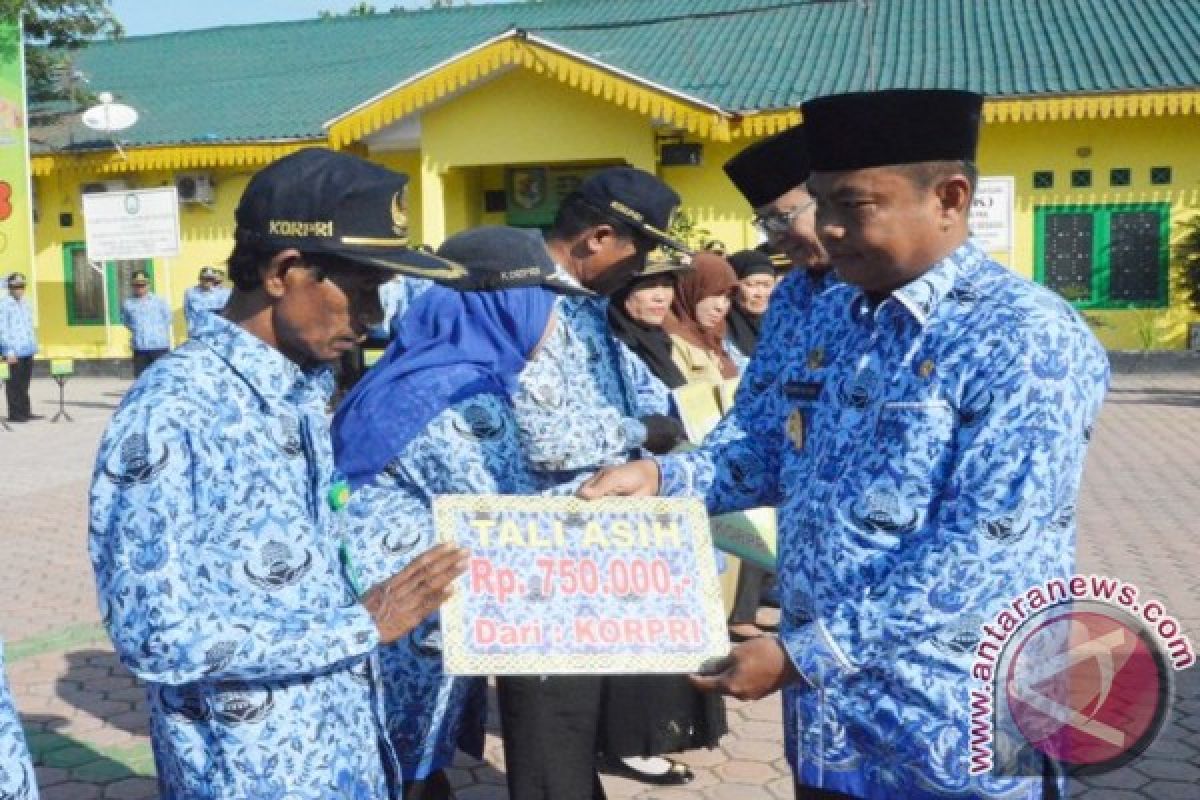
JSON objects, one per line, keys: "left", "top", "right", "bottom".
{"left": 1, "top": 371, "right": 1198, "bottom": 799}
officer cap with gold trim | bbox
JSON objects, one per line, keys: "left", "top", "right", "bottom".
{"left": 723, "top": 124, "right": 810, "bottom": 209}
{"left": 802, "top": 89, "right": 983, "bottom": 172}
{"left": 234, "top": 148, "right": 466, "bottom": 282}
{"left": 576, "top": 167, "right": 689, "bottom": 254}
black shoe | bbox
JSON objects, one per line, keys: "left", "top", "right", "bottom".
{"left": 24, "top": 414, "right": 43, "bottom": 421}
{"left": 599, "top": 756, "right": 694, "bottom": 786}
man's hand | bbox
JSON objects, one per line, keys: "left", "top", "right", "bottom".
{"left": 361, "top": 543, "right": 468, "bottom": 644}
{"left": 577, "top": 459, "right": 661, "bottom": 499}
{"left": 689, "top": 636, "right": 800, "bottom": 701}
{"left": 4, "top": 355, "right": 15, "bottom": 365}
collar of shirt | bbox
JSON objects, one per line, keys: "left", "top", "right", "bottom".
{"left": 846, "top": 240, "right": 982, "bottom": 328}
{"left": 191, "top": 312, "right": 332, "bottom": 411}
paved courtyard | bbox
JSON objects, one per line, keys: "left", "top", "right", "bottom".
{"left": 1, "top": 369, "right": 1198, "bottom": 799}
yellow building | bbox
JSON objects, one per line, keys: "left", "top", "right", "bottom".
{"left": 24, "top": 0, "right": 1200, "bottom": 360}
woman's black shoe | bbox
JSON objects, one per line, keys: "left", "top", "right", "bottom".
{"left": 600, "top": 756, "right": 694, "bottom": 786}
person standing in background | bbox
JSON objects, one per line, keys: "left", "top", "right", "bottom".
{"left": 182, "top": 266, "right": 232, "bottom": 337}
{"left": 120, "top": 270, "right": 173, "bottom": 378}
{"left": 0, "top": 272, "right": 38, "bottom": 423}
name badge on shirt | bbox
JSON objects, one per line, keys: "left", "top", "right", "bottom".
{"left": 783, "top": 380, "right": 822, "bottom": 402}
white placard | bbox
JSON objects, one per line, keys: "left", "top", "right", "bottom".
{"left": 83, "top": 187, "right": 181, "bottom": 262}
{"left": 969, "top": 176, "right": 1014, "bottom": 255}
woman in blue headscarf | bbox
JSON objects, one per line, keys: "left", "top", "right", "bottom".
{"left": 333, "top": 233, "right": 558, "bottom": 800}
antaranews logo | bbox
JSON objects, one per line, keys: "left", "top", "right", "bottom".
{"left": 969, "top": 574, "right": 1194, "bottom": 777}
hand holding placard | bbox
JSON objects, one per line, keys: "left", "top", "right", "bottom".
{"left": 362, "top": 543, "right": 468, "bottom": 645}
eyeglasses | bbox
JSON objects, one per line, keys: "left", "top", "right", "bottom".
{"left": 753, "top": 199, "right": 815, "bottom": 235}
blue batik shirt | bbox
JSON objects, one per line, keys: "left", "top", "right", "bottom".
{"left": 121, "top": 294, "right": 173, "bottom": 352}
{"left": 511, "top": 268, "right": 669, "bottom": 489}
{"left": 701, "top": 268, "right": 837, "bottom": 453}
{"left": 89, "top": 312, "right": 392, "bottom": 800}
{"left": 0, "top": 640, "right": 37, "bottom": 800}
{"left": 380, "top": 276, "right": 434, "bottom": 340}
{"left": 659, "top": 243, "right": 1109, "bottom": 799}
{"left": 182, "top": 285, "right": 231, "bottom": 337}
{"left": 343, "top": 392, "right": 554, "bottom": 781}
{"left": 0, "top": 295, "right": 36, "bottom": 358}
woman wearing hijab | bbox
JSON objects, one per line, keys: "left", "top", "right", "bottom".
{"left": 607, "top": 264, "right": 688, "bottom": 390}
{"left": 663, "top": 253, "right": 745, "bottom": 383}
{"left": 332, "top": 230, "right": 559, "bottom": 800}
{"left": 725, "top": 249, "right": 777, "bottom": 358}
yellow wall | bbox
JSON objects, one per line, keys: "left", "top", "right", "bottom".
{"left": 978, "top": 114, "right": 1199, "bottom": 350}
{"left": 31, "top": 167, "right": 254, "bottom": 359}
{"left": 416, "top": 68, "right": 656, "bottom": 243}
{"left": 25, "top": 62, "right": 1200, "bottom": 358}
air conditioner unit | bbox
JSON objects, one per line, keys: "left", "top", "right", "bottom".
{"left": 175, "top": 173, "right": 215, "bottom": 204}
{"left": 81, "top": 179, "right": 130, "bottom": 194}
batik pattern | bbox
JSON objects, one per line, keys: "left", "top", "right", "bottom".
{"left": 0, "top": 641, "right": 37, "bottom": 800}
{"left": 182, "top": 286, "right": 231, "bottom": 337}
{"left": 0, "top": 295, "right": 36, "bottom": 358}
{"left": 659, "top": 244, "right": 1109, "bottom": 799}
{"left": 342, "top": 392, "right": 541, "bottom": 779}
{"left": 512, "top": 277, "right": 667, "bottom": 487}
{"left": 380, "top": 276, "right": 434, "bottom": 339}
{"left": 90, "top": 313, "right": 391, "bottom": 800}
{"left": 121, "top": 294, "right": 173, "bottom": 352}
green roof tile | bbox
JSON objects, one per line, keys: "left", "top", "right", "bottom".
{"left": 33, "top": 0, "right": 1200, "bottom": 151}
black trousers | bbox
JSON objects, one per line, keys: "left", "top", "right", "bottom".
{"left": 132, "top": 348, "right": 169, "bottom": 378}
{"left": 729, "top": 562, "right": 769, "bottom": 625}
{"left": 5, "top": 356, "right": 32, "bottom": 420}
{"left": 496, "top": 675, "right": 607, "bottom": 800}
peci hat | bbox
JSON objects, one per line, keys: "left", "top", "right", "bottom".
{"left": 723, "top": 124, "right": 810, "bottom": 208}
{"left": 802, "top": 89, "right": 983, "bottom": 172}
{"left": 576, "top": 167, "right": 690, "bottom": 253}
{"left": 234, "top": 148, "right": 467, "bottom": 282}
{"left": 434, "top": 226, "right": 570, "bottom": 292}
{"left": 6, "top": 271, "right": 26, "bottom": 288}
{"left": 130, "top": 270, "right": 150, "bottom": 286}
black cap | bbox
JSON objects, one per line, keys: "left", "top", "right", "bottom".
{"left": 576, "top": 167, "right": 689, "bottom": 253}
{"left": 727, "top": 249, "right": 775, "bottom": 279}
{"left": 723, "top": 125, "right": 810, "bottom": 208}
{"left": 803, "top": 89, "right": 983, "bottom": 172}
{"left": 130, "top": 270, "right": 150, "bottom": 285}
{"left": 234, "top": 148, "right": 467, "bottom": 281}
{"left": 435, "top": 226, "right": 572, "bottom": 292}
{"left": 6, "top": 271, "right": 26, "bottom": 287}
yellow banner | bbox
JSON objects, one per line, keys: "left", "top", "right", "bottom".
{"left": 0, "top": 21, "right": 32, "bottom": 291}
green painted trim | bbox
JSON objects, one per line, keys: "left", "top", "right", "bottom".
{"left": 1033, "top": 203, "right": 1171, "bottom": 310}
{"left": 62, "top": 243, "right": 158, "bottom": 326}
{"left": 62, "top": 242, "right": 103, "bottom": 326}
{"left": 6, "top": 622, "right": 109, "bottom": 663}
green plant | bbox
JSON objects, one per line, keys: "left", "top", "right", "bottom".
{"left": 1173, "top": 213, "right": 1200, "bottom": 313}
{"left": 666, "top": 209, "right": 712, "bottom": 252}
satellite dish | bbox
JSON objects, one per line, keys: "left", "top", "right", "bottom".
{"left": 81, "top": 92, "right": 138, "bottom": 133}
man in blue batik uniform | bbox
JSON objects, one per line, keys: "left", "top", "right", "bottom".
{"left": 498, "top": 168, "right": 693, "bottom": 800}
{"left": 583, "top": 90, "right": 1110, "bottom": 799}
{"left": 182, "top": 266, "right": 232, "bottom": 337}
{"left": 89, "top": 148, "right": 468, "bottom": 800}
{"left": 0, "top": 638, "right": 38, "bottom": 799}
{"left": 0, "top": 272, "right": 39, "bottom": 423}
{"left": 120, "top": 270, "right": 173, "bottom": 377}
